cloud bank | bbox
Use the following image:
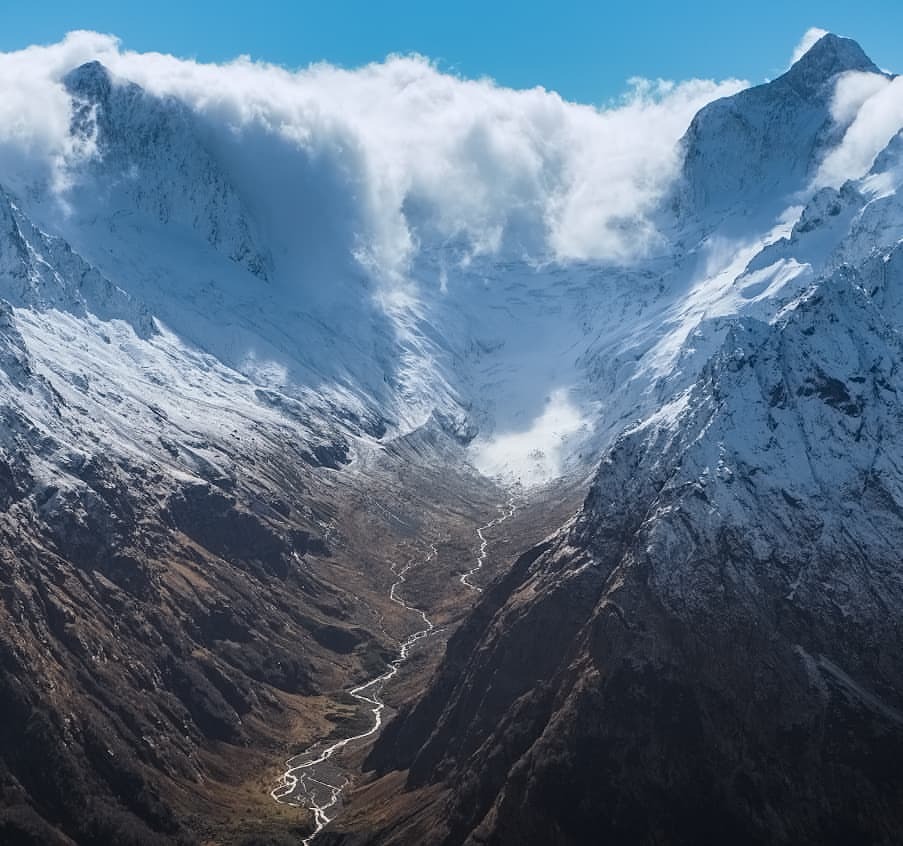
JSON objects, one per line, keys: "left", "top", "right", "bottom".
{"left": 818, "top": 72, "right": 903, "bottom": 187}
{"left": 3, "top": 29, "right": 903, "bottom": 285}
{"left": 0, "top": 31, "right": 749, "bottom": 281}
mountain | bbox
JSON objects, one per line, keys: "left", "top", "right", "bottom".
{"left": 1, "top": 28, "right": 902, "bottom": 846}
{"left": 0, "top": 55, "right": 475, "bottom": 846}
{"left": 678, "top": 33, "right": 882, "bottom": 221}
{"left": 337, "top": 35, "right": 903, "bottom": 846}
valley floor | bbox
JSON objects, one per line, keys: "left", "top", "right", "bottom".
{"left": 192, "top": 444, "right": 582, "bottom": 846}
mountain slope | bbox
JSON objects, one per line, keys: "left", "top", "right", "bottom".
{"left": 0, "top": 79, "right": 477, "bottom": 842}
{"left": 343, "top": 35, "right": 903, "bottom": 846}
{"left": 678, "top": 33, "right": 882, "bottom": 221}
{"left": 2, "top": 28, "right": 903, "bottom": 846}
{"left": 362, "top": 260, "right": 903, "bottom": 846}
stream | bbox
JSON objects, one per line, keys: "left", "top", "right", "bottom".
{"left": 270, "top": 500, "right": 515, "bottom": 844}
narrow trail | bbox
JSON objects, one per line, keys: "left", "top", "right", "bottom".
{"left": 270, "top": 498, "right": 516, "bottom": 844}
{"left": 460, "top": 497, "right": 517, "bottom": 591}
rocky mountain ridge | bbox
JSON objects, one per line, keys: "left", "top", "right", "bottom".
{"left": 336, "top": 34, "right": 903, "bottom": 846}
{"left": 1, "top": 29, "right": 902, "bottom": 846}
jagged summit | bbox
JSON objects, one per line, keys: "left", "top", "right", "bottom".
{"left": 62, "top": 59, "right": 116, "bottom": 101}
{"left": 4, "top": 28, "right": 903, "bottom": 846}
{"left": 677, "top": 32, "right": 885, "bottom": 221}
{"left": 791, "top": 32, "right": 878, "bottom": 74}
{"left": 785, "top": 32, "right": 881, "bottom": 96}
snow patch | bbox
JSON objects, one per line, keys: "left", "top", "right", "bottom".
{"left": 471, "top": 388, "right": 590, "bottom": 486}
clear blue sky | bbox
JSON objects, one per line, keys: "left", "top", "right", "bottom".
{"left": 3, "top": 1, "right": 902, "bottom": 104}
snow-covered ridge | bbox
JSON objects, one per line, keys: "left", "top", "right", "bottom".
{"left": 63, "top": 60, "right": 270, "bottom": 279}
{"left": 677, "top": 34, "right": 884, "bottom": 221}
{"left": 2, "top": 32, "right": 903, "bottom": 489}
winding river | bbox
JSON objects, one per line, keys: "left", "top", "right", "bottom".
{"left": 460, "top": 499, "right": 517, "bottom": 591}
{"left": 271, "top": 500, "right": 515, "bottom": 844}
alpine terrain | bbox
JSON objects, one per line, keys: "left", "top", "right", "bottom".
{"left": 0, "top": 28, "right": 901, "bottom": 846}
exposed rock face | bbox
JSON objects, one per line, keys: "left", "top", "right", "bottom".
{"left": 4, "top": 29, "right": 903, "bottom": 846}
{"left": 365, "top": 258, "right": 903, "bottom": 845}
{"left": 350, "top": 36, "right": 903, "bottom": 846}
{"left": 0, "top": 432, "right": 356, "bottom": 844}
{"left": 678, "top": 34, "right": 883, "bottom": 220}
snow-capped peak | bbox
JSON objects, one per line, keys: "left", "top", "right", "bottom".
{"left": 62, "top": 58, "right": 114, "bottom": 102}
{"left": 3, "top": 33, "right": 903, "bottom": 489}
{"left": 787, "top": 32, "right": 880, "bottom": 90}
{"left": 60, "top": 60, "right": 271, "bottom": 281}
{"left": 677, "top": 34, "right": 886, "bottom": 224}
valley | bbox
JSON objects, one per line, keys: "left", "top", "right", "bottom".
{"left": 1, "top": 27, "right": 902, "bottom": 846}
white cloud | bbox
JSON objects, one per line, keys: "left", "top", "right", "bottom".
{"left": 471, "top": 387, "right": 588, "bottom": 485}
{"left": 817, "top": 74, "right": 903, "bottom": 187}
{"left": 0, "top": 31, "right": 116, "bottom": 190}
{"left": 829, "top": 70, "right": 891, "bottom": 126}
{"left": 0, "top": 30, "right": 745, "bottom": 280}
{"left": 791, "top": 27, "right": 829, "bottom": 65}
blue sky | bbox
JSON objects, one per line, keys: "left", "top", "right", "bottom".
{"left": 2, "top": 1, "right": 902, "bottom": 103}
